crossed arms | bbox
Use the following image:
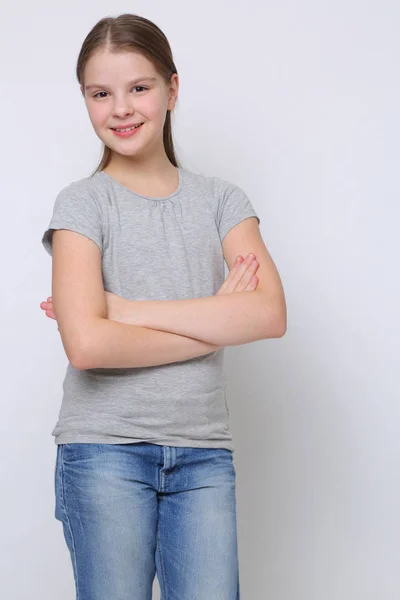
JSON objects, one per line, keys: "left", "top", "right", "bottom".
{"left": 51, "top": 217, "right": 286, "bottom": 370}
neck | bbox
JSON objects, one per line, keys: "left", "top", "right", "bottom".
{"left": 106, "top": 142, "right": 176, "bottom": 181}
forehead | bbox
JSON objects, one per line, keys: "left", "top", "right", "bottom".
{"left": 84, "top": 49, "right": 159, "bottom": 83}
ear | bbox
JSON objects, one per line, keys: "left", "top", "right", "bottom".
{"left": 168, "top": 73, "right": 179, "bottom": 110}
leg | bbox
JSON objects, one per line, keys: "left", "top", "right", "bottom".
{"left": 155, "top": 447, "right": 240, "bottom": 599}
{"left": 54, "top": 443, "right": 158, "bottom": 600}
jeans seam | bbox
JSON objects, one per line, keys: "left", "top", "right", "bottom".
{"left": 59, "top": 445, "right": 80, "bottom": 600}
{"left": 156, "top": 523, "right": 168, "bottom": 600}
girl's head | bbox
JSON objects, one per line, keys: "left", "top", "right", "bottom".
{"left": 76, "top": 14, "right": 180, "bottom": 175}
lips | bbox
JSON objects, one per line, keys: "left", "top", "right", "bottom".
{"left": 111, "top": 122, "right": 144, "bottom": 131}
{"left": 110, "top": 123, "right": 144, "bottom": 138}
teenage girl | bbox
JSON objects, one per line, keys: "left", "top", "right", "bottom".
{"left": 39, "top": 13, "right": 286, "bottom": 600}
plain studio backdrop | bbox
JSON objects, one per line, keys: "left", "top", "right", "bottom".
{"left": 1, "top": 1, "right": 398, "bottom": 599}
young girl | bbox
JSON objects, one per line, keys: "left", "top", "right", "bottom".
{"left": 40, "top": 13, "right": 286, "bottom": 600}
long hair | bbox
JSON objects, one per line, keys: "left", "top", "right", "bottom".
{"left": 76, "top": 14, "right": 181, "bottom": 176}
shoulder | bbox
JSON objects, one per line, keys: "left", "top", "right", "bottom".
{"left": 55, "top": 173, "right": 103, "bottom": 202}
{"left": 182, "top": 167, "right": 244, "bottom": 205}
{"left": 48, "top": 173, "right": 107, "bottom": 231}
{"left": 42, "top": 174, "right": 106, "bottom": 257}
{"left": 183, "top": 168, "right": 259, "bottom": 241}
{"left": 52, "top": 173, "right": 112, "bottom": 221}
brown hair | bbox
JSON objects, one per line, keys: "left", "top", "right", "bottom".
{"left": 76, "top": 14, "right": 181, "bottom": 176}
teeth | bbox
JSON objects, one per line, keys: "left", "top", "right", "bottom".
{"left": 114, "top": 124, "right": 142, "bottom": 132}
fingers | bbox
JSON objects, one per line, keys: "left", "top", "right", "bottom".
{"left": 235, "top": 257, "right": 259, "bottom": 291}
{"left": 217, "top": 256, "right": 243, "bottom": 294}
{"left": 40, "top": 295, "right": 58, "bottom": 326}
{"left": 228, "top": 253, "right": 258, "bottom": 290}
{"left": 217, "top": 253, "right": 258, "bottom": 295}
{"left": 40, "top": 297, "right": 53, "bottom": 310}
{"left": 40, "top": 299, "right": 56, "bottom": 320}
{"left": 245, "top": 274, "right": 258, "bottom": 291}
{"left": 232, "top": 256, "right": 244, "bottom": 268}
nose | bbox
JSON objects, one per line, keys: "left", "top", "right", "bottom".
{"left": 112, "top": 97, "right": 134, "bottom": 118}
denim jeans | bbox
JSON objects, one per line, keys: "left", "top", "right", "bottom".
{"left": 54, "top": 442, "right": 240, "bottom": 599}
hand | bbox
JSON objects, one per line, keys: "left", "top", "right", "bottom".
{"left": 40, "top": 297, "right": 56, "bottom": 321}
{"left": 216, "top": 253, "right": 259, "bottom": 296}
{"left": 39, "top": 291, "right": 126, "bottom": 328}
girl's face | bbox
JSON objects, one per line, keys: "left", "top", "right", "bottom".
{"left": 81, "top": 49, "right": 178, "bottom": 160}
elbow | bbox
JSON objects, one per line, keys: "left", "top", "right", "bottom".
{"left": 268, "top": 319, "right": 287, "bottom": 339}
{"left": 60, "top": 339, "right": 85, "bottom": 370}
{"left": 275, "top": 321, "right": 287, "bottom": 338}
{"left": 68, "top": 344, "right": 92, "bottom": 370}
{"left": 65, "top": 320, "right": 102, "bottom": 371}
{"left": 274, "top": 309, "right": 287, "bottom": 338}
{"left": 274, "top": 305, "right": 287, "bottom": 337}
{"left": 271, "top": 296, "right": 287, "bottom": 338}
{"left": 257, "top": 290, "right": 287, "bottom": 339}
{"left": 70, "top": 338, "right": 100, "bottom": 370}
{"left": 70, "top": 352, "right": 91, "bottom": 371}
{"left": 262, "top": 307, "right": 287, "bottom": 339}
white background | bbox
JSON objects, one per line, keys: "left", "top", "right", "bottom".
{"left": 2, "top": 1, "right": 399, "bottom": 598}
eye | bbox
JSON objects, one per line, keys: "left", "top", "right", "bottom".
{"left": 93, "top": 86, "right": 148, "bottom": 99}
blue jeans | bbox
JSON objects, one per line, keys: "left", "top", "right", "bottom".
{"left": 55, "top": 442, "right": 240, "bottom": 599}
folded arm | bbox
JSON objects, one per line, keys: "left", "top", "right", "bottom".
{"left": 117, "top": 217, "right": 287, "bottom": 346}
{"left": 51, "top": 217, "right": 286, "bottom": 370}
{"left": 51, "top": 229, "right": 221, "bottom": 371}
{"left": 76, "top": 318, "right": 222, "bottom": 370}
{"left": 119, "top": 291, "right": 278, "bottom": 347}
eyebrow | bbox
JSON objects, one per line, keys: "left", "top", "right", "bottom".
{"left": 85, "top": 77, "right": 157, "bottom": 90}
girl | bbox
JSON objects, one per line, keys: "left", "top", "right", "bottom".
{"left": 40, "top": 13, "right": 286, "bottom": 600}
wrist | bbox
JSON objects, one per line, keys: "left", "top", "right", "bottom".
{"left": 120, "top": 298, "right": 145, "bottom": 327}
{"left": 119, "top": 297, "right": 133, "bottom": 325}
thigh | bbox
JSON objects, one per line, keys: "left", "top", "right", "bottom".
{"left": 156, "top": 448, "right": 240, "bottom": 600}
{"left": 55, "top": 443, "right": 158, "bottom": 600}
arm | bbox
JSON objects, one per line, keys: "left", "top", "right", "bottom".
{"left": 119, "top": 292, "right": 273, "bottom": 347}
{"left": 117, "top": 218, "right": 287, "bottom": 346}
{"left": 51, "top": 229, "right": 220, "bottom": 371}
{"left": 81, "top": 319, "right": 222, "bottom": 370}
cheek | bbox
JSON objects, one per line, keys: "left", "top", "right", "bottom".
{"left": 88, "top": 104, "right": 109, "bottom": 127}
{"left": 142, "top": 92, "right": 168, "bottom": 120}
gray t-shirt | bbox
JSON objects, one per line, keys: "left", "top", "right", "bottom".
{"left": 42, "top": 167, "right": 260, "bottom": 451}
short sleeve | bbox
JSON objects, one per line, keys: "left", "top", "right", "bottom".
{"left": 212, "top": 177, "right": 260, "bottom": 242}
{"left": 41, "top": 184, "right": 103, "bottom": 256}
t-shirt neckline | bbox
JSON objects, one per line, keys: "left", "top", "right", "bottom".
{"left": 96, "top": 168, "right": 184, "bottom": 201}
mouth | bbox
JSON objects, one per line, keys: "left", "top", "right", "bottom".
{"left": 110, "top": 123, "right": 144, "bottom": 138}
{"left": 111, "top": 123, "right": 144, "bottom": 132}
